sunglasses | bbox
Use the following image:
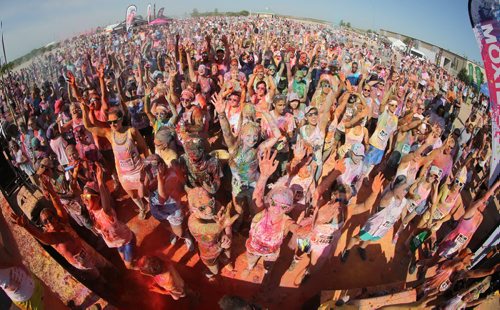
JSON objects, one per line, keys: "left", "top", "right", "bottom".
{"left": 257, "top": 86, "right": 266, "bottom": 90}
{"left": 180, "top": 98, "right": 191, "bottom": 102}
{"left": 321, "top": 84, "right": 331, "bottom": 88}
{"left": 154, "top": 112, "right": 167, "bottom": 118}
{"left": 107, "top": 117, "right": 122, "bottom": 125}
{"left": 363, "top": 88, "right": 371, "bottom": 91}
{"left": 198, "top": 198, "right": 215, "bottom": 212}
{"left": 307, "top": 111, "right": 318, "bottom": 116}
{"left": 271, "top": 199, "right": 291, "bottom": 210}
{"left": 81, "top": 193, "right": 97, "bottom": 200}
{"left": 41, "top": 215, "right": 54, "bottom": 226}
{"left": 454, "top": 179, "right": 464, "bottom": 187}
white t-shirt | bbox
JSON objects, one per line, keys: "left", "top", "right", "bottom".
{"left": 0, "top": 267, "right": 35, "bottom": 302}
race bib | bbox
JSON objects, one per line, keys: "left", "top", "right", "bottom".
{"left": 345, "top": 107, "right": 354, "bottom": 118}
{"left": 402, "top": 144, "right": 411, "bottom": 154}
{"left": 378, "top": 130, "right": 389, "bottom": 141}
{"left": 118, "top": 158, "right": 135, "bottom": 171}
{"left": 382, "top": 220, "right": 393, "bottom": 228}
{"left": 433, "top": 208, "right": 444, "bottom": 220}
{"left": 454, "top": 234, "right": 468, "bottom": 246}
{"left": 439, "top": 279, "right": 451, "bottom": 292}
{"left": 407, "top": 201, "right": 417, "bottom": 213}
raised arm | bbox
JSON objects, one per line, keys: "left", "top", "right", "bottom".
{"left": 464, "top": 179, "right": 500, "bottom": 218}
{"left": 97, "top": 64, "right": 109, "bottom": 113}
{"left": 314, "top": 158, "right": 346, "bottom": 206}
{"left": 211, "top": 91, "right": 237, "bottom": 149}
{"left": 81, "top": 102, "right": 109, "bottom": 138}
{"left": 318, "top": 91, "right": 337, "bottom": 134}
{"left": 349, "top": 173, "right": 385, "bottom": 216}
{"left": 40, "top": 177, "right": 69, "bottom": 223}
{"left": 344, "top": 94, "right": 368, "bottom": 129}
{"left": 10, "top": 213, "right": 70, "bottom": 245}
{"left": 185, "top": 46, "right": 197, "bottom": 83}
{"left": 95, "top": 164, "right": 113, "bottom": 215}
{"left": 143, "top": 85, "right": 155, "bottom": 124}
{"left": 253, "top": 149, "right": 279, "bottom": 210}
{"left": 258, "top": 110, "right": 281, "bottom": 150}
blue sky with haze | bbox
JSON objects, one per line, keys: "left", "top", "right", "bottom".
{"left": 0, "top": 0, "right": 481, "bottom": 63}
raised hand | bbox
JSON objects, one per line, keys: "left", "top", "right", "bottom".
{"left": 97, "top": 63, "right": 105, "bottom": 80}
{"left": 210, "top": 92, "right": 226, "bottom": 115}
{"left": 293, "top": 138, "right": 307, "bottom": 162}
{"left": 95, "top": 164, "right": 104, "bottom": 183}
{"left": 10, "top": 212, "right": 28, "bottom": 227}
{"left": 371, "top": 172, "right": 385, "bottom": 193}
{"left": 220, "top": 234, "right": 232, "bottom": 249}
{"left": 221, "top": 35, "right": 228, "bottom": 45}
{"left": 66, "top": 71, "right": 75, "bottom": 86}
{"left": 214, "top": 205, "right": 238, "bottom": 231}
{"left": 258, "top": 148, "right": 279, "bottom": 178}
{"left": 338, "top": 71, "right": 346, "bottom": 83}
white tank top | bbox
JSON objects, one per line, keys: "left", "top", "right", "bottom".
{"left": 0, "top": 266, "right": 35, "bottom": 302}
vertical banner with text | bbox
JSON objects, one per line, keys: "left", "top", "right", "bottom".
{"left": 469, "top": 0, "right": 500, "bottom": 185}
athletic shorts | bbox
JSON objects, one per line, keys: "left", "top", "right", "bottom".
{"left": 117, "top": 235, "right": 136, "bottom": 263}
{"left": 359, "top": 230, "right": 382, "bottom": 242}
{"left": 364, "top": 145, "right": 385, "bottom": 166}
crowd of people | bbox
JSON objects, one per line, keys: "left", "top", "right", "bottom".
{"left": 1, "top": 15, "right": 498, "bottom": 309}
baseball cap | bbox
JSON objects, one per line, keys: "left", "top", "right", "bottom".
{"left": 305, "top": 106, "right": 318, "bottom": 115}
{"left": 288, "top": 92, "right": 300, "bottom": 102}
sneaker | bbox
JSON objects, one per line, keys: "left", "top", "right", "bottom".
{"left": 340, "top": 249, "right": 350, "bottom": 263}
{"left": 169, "top": 235, "right": 178, "bottom": 245}
{"left": 358, "top": 248, "right": 367, "bottom": 261}
{"left": 138, "top": 208, "right": 147, "bottom": 220}
{"left": 184, "top": 237, "right": 194, "bottom": 252}
{"left": 409, "top": 262, "right": 417, "bottom": 274}
{"left": 300, "top": 270, "right": 310, "bottom": 284}
{"left": 240, "top": 268, "right": 251, "bottom": 279}
{"left": 392, "top": 232, "right": 400, "bottom": 245}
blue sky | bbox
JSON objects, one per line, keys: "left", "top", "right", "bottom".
{"left": 0, "top": 0, "right": 481, "bottom": 63}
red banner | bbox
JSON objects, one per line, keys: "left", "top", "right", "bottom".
{"left": 469, "top": 0, "right": 500, "bottom": 185}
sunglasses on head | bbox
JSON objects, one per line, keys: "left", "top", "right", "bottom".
{"left": 107, "top": 117, "right": 122, "bottom": 125}
{"left": 81, "top": 193, "right": 97, "bottom": 200}
{"left": 198, "top": 198, "right": 215, "bottom": 212}
{"left": 41, "top": 215, "right": 54, "bottom": 225}
{"left": 271, "top": 199, "right": 291, "bottom": 210}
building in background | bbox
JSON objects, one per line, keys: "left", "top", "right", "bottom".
{"left": 379, "top": 29, "right": 484, "bottom": 85}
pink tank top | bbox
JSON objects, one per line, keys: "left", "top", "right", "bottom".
{"left": 441, "top": 212, "right": 482, "bottom": 257}
{"left": 246, "top": 211, "right": 287, "bottom": 255}
{"left": 91, "top": 208, "right": 133, "bottom": 248}
{"left": 112, "top": 129, "right": 143, "bottom": 175}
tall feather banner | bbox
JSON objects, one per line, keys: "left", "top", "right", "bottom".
{"left": 126, "top": 5, "right": 137, "bottom": 32}
{"left": 469, "top": 0, "right": 500, "bottom": 186}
